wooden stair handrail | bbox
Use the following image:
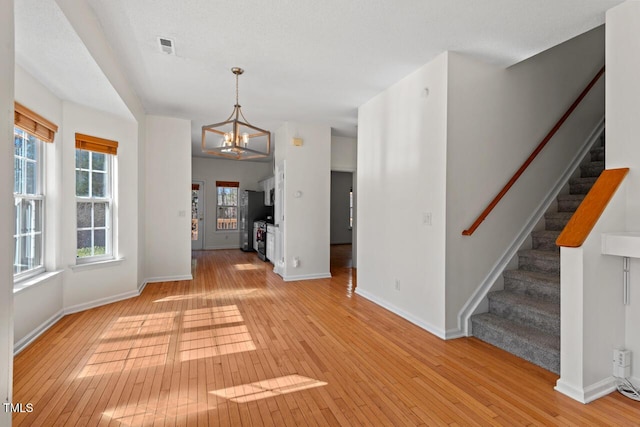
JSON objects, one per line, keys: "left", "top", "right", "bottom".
{"left": 462, "top": 66, "right": 606, "bottom": 236}
{"left": 556, "top": 168, "right": 629, "bottom": 248}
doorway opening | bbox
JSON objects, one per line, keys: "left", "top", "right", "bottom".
{"left": 191, "top": 181, "right": 205, "bottom": 250}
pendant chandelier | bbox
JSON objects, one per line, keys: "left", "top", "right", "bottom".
{"left": 201, "top": 67, "right": 271, "bottom": 160}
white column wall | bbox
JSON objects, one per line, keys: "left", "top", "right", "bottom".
{"left": 0, "top": 0, "right": 15, "bottom": 421}
{"left": 191, "top": 157, "right": 272, "bottom": 250}
{"left": 275, "top": 122, "right": 331, "bottom": 281}
{"left": 606, "top": 0, "right": 640, "bottom": 384}
{"left": 356, "top": 53, "right": 449, "bottom": 336}
{"left": 555, "top": 185, "right": 626, "bottom": 402}
{"left": 56, "top": 0, "right": 148, "bottom": 287}
{"left": 144, "top": 116, "right": 192, "bottom": 282}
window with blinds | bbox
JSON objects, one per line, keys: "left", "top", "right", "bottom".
{"left": 13, "top": 103, "right": 57, "bottom": 281}
{"left": 75, "top": 133, "right": 118, "bottom": 262}
{"left": 216, "top": 181, "right": 239, "bottom": 230}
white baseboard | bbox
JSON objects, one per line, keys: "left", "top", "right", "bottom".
{"left": 13, "top": 309, "right": 64, "bottom": 356}
{"left": 204, "top": 245, "right": 241, "bottom": 250}
{"left": 143, "top": 275, "right": 193, "bottom": 284}
{"left": 445, "top": 328, "right": 465, "bottom": 339}
{"left": 555, "top": 376, "right": 617, "bottom": 403}
{"left": 64, "top": 289, "right": 140, "bottom": 315}
{"left": 354, "top": 288, "right": 447, "bottom": 339}
{"left": 282, "top": 272, "right": 332, "bottom": 282}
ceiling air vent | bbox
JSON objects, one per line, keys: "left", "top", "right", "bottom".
{"left": 158, "top": 37, "right": 175, "bottom": 55}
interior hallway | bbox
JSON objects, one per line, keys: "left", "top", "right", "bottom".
{"left": 12, "top": 248, "right": 640, "bottom": 426}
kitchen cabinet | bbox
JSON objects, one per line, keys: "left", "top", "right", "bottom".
{"left": 260, "top": 176, "right": 275, "bottom": 206}
{"left": 253, "top": 222, "right": 259, "bottom": 251}
{"left": 266, "top": 224, "right": 276, "bottom": 262}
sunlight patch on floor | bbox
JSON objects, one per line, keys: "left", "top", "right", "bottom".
{"left": 179, "top": 308, "right": 256, "bottom": 361}
{"left": 79, "top": 304, "right": 257, "bottom": 378}
{"left": 102, "top": 394, "right": 212, "bottom": 426}
{"left": 154, "top": 289, "right": 258, "bottom": 303}
{"left": 210, "top": 375, "right": 327, "bottom": 403}
{"left": 233, "top": 263, "right": 261, "bottom": 270}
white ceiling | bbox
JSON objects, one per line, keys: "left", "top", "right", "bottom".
{"left": 14, "top": 0, "right": 623, "bottom": 158}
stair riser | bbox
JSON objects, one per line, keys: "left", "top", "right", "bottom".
{"left": 591, "top": 149, "right": 604, "bottom": 162}
{"left": 503, "top": 278, "right": 560, "bottom": 303}
{"left": 471, "top": 319, "right": 560, "bottom": 374}
{"left": 580, "top": 163, "right": 604, "bottom": 178}
{"left": 532, "top": 236, "right": 560, "bottom": 252}
{"left": 488, "top": 297, "right": 559, "bottom": 335}
{"left": 544, "top": 217, "right": 570, "bottom": 231}
{"left": 557, "top": 198, "right": 583, "bottom": 212}
{"left": 570, "top": 181, "right": 596, "bottom": 195}
{"left": 518, "top": 254, "right": 560, "bottom": 274}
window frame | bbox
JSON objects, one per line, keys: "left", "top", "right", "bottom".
{"left": 13, "top": 127, "right": 45, "bottom": 282}
{"left": 75, "top": 148, "right": 114, "bottom": 264}
{"left": 216, "top": 181, "right": 239, "bottom": 231}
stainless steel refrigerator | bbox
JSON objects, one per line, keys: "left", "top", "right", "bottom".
{"left": 239, "top": 190, "right": 268, "bottom": 251}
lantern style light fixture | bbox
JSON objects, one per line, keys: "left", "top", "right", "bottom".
{"left": 202, "top": 67, "right": 271, "bottom": 160}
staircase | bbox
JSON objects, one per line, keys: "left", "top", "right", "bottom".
{"left": 470, "top": 133, "right": 605, "bottom": 374}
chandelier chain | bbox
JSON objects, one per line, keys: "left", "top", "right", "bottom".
{"left": 236, "top": 72, "right": 240, "bottom": 106}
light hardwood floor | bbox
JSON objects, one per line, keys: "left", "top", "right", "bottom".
{"left": 13, "top": 246, "right": 640, "bottom": 426}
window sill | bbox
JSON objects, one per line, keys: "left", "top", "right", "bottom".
{"left": 70, "top": 257, "right": 125, "bottom": 272}
{"left": 13, "top": 270, "right": 63, "bottom": 295}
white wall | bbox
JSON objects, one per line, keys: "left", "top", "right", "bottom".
{"left": 331, "top": 136, "right": 357, "bottom": 172}
{"left": 275, "top": 122, "right": 331, "bottom": 281}
{"left": 192, "top": 156, "right": 272, "bottom": 249}
{"left": 0, "top": 0, "right": 14, "bottom": 421}
{"left": 606, "top": 0, "right": 640, "bottom": 386}
{"left": 357, "top": 53, "right": 449, "bottom": 336}
{"left": 145, "top": 116, "right": 192, "bottom": 282}
{"left": 446, "top": 27, "right": 606, "bottom": 332}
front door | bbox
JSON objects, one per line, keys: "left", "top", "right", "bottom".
{"left": 191, "top": 181, "right": 204, "bottom": 250}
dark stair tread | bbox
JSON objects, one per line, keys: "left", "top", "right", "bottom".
{"left": 471, "top": 313, "right": 560, "bottom": 373}
{"left": 531, "top": 229, "right": 561, "bottom": 239}
{"left": 472, "top": 313, "right": 560, "bottom": 350}
{"left": 570, "top": 177, "right": 598, "bottom": 185}
{"left": 503, "top": 269, "right": 560, "bottom": 285}
{"left": 518, "top": 249, "right": 560, "bottom": 261}
{"left": 581, "top": 160, "right": 604, "bottom": 168}
{"left": 556, "top": 194, "right": 586, "bottom": 202}
{"left": 488, "top": 290, "right": 560, "bottom": 318}
{"left": 544, "top": 211, "right": 573, "bottom": 220}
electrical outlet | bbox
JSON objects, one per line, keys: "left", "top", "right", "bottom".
{"left": 395, "top": 279, "right": 400, "bottom": 291}
{"left": 613, "top": 348, "right": 632, "bottom": 378}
